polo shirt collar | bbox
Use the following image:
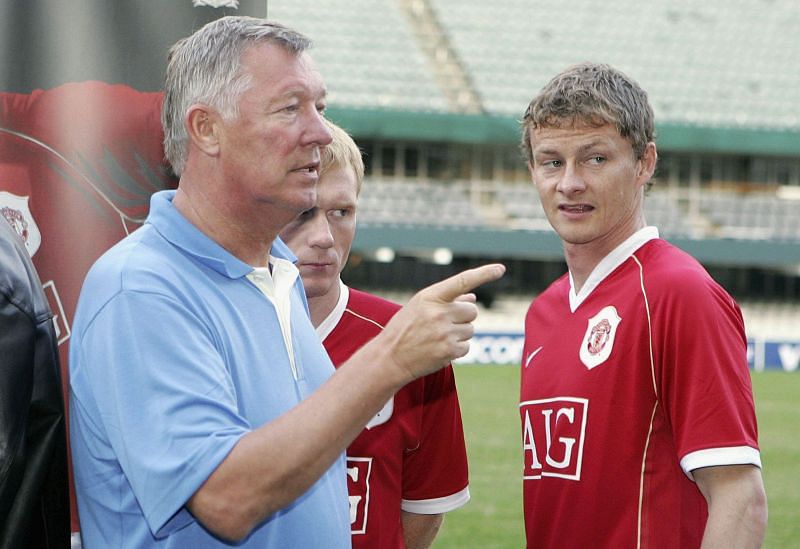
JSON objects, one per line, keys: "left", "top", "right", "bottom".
{"left": 145, "top": 190, "right": 298, "bottom": 278}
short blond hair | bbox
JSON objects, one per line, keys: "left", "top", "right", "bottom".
{"left": 320, "top": 119, "right": 365, "bottom": 195}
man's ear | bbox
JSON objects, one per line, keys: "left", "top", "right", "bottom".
{"left": 637, "top": 142, "right": 658, "bottom": 186}
{"left": 186, "top": 104, "right": 220, "bottom": 159}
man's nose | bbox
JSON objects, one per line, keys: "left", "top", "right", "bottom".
{"left": 309, "top": 213, "right": 334, "bottom": 247}
{"left": 306, "top": 109, "right": 332, "bottom": 147}
{"left": 556, "top": 163, "right": 587, "bottom": 195}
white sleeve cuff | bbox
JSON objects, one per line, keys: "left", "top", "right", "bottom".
{"left": 401, "top": 486, "right": 470, "bottom": 514}
{"left": 680, "top": 446, "right": 762, "bottom": 480}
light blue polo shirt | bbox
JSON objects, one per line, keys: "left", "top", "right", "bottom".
{"left": 69, "top": 190, "right": 350, "bottom": 548}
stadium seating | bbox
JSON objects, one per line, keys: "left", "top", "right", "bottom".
{"left": 740, "top": 299, "right": 800, "bottom": 341}
{"left": 492, "top": 183, "right": 550, "bottom": 231}
{"left": 358, "top": 179, "right": 489, "bottom": 228}
{"left": 268, "top": 0, "right": 449, "bottom": 112}
{"left": 699, "top": 191, "right": 800, "bottom": 241}
{"left": 357, "top": 178, "right": 799, "bottom": 242}
{"left": 268, "top": 0, "right": 800, "bottom": 241}
{"left": 643, "top": 191, "right": 696, "bottom": 239}
{"left": 270, "top": 0, "right": 800, "bottom": 132}
{"left": 267, "top": 0, "right": 800, "bottom": 325}
{"left": 267, "top": 0, "right": 800, "bottom": 241}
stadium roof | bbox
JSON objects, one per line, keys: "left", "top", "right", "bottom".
{"left": 269, "top": 0, "right": 800, "bottom": 155}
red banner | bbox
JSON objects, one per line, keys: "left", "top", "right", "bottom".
{"left": 0, "top": 0, "right": 267, "bottom": 536}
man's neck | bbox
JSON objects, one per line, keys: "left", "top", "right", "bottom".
{"left": 562, "top": 215, "right": 647, "bottom": 294}
{"left": 307, "top": 280, "right": 343, "bottom": 328}
{"left": 564, "top": 247, "right": 604, "bottom": 295}
{"left": 173, "top": 177, "right": 278, "bottom": 268}
{"left": 564, "top": 223, "right": 646, "bottom": 294}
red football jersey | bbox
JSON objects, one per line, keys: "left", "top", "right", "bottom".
{"left": 319, "top": 283, "right": 470, "bottom": 549}
{"left": 520, "top": 229, "right": 760, "bottom": 549}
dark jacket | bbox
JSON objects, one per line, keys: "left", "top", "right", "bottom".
{"left": 0, "top": 217, "right": 69, "bottom": 548}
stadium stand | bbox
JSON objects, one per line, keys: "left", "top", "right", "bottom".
{"left": 274, "top": 0, "right": 800, "bottom": 130}
{"left": 699, "top": 190, "right": 800, "bottom": 241}
{"left": 268, "top": 0, "right": 800, "bottom": 337}
{"left": 268, "top": 0, "right": 449, "bottom": 112}
{"left": 740, "top": 300, "right": 800, "bottom": 341}
{"left": 358, "top": 179, "right": 488, "bottom": 228}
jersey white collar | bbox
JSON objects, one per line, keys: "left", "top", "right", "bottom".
{"left": 569, "top": 226, "right": 659, "bottom": 312}
{"left": 315, "top": 279, "right": 350, "bottom": 341}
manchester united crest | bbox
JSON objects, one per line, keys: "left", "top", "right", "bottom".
{"left": 0, "top": 191, "right": 41, "bottom": 257}
{"left": 579, "top": 305, "right": 621, "bottom": 370}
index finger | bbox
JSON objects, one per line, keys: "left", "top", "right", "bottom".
{"left": 424, "top": 263, "right": 506, "bottom": 303}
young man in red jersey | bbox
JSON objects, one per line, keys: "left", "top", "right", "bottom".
{"left": 518, "top": 62, "right": 767, "bottom": 548}
{"left": 280, "top": 120, "right": 470, "bottom": 549}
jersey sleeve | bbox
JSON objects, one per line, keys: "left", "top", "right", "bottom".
{"left": 400, "top": 365, "right": 470, "bottom": 514}
{"left": 70, "top": 289, "right": 247, "bottom": 537}
{"left": 653, "top": 270, "right": 760, "bottom": 476}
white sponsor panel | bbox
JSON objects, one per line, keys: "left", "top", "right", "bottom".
{"left": 777, "top": 344, "right": 800, "bottom": 372}
{"left": 346, "top": 457, "right": 373, "bottom": 535}
{"left": 457, "top": 334, "right": 524, "bottom": 365}
{"left": 520, "top": 397, "right": 588, "bottom": 481}
{"left": 459, "top": 333, "right": 800, "bottom": 372}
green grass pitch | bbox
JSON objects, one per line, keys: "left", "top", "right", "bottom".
{"left": 432, "top": 367, "right": 800, "bottom": 548}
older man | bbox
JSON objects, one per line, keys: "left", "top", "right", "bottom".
{"left": 69, "top": 16, "right": 503, "bottom": 548}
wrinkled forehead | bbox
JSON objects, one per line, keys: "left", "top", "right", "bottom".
{"left": 529, "top": 117, "right": 622, "bottom": 146}
{"left": 243, "top": 42, "right": 327, "bottom": 93}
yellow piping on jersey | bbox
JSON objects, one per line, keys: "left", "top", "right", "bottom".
{"left": 632, "top": 254, "right": 659, "bottom": 549}
{"left": 345, "top": 308, "right": 387, "bottom": 331}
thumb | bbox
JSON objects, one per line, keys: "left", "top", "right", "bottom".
{"left": 422, "top": 263, "right": 505, "bottom": 303}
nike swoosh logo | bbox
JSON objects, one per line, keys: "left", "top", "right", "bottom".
{"left": 525, "top": 346, "right": 543, "bottom": 368}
